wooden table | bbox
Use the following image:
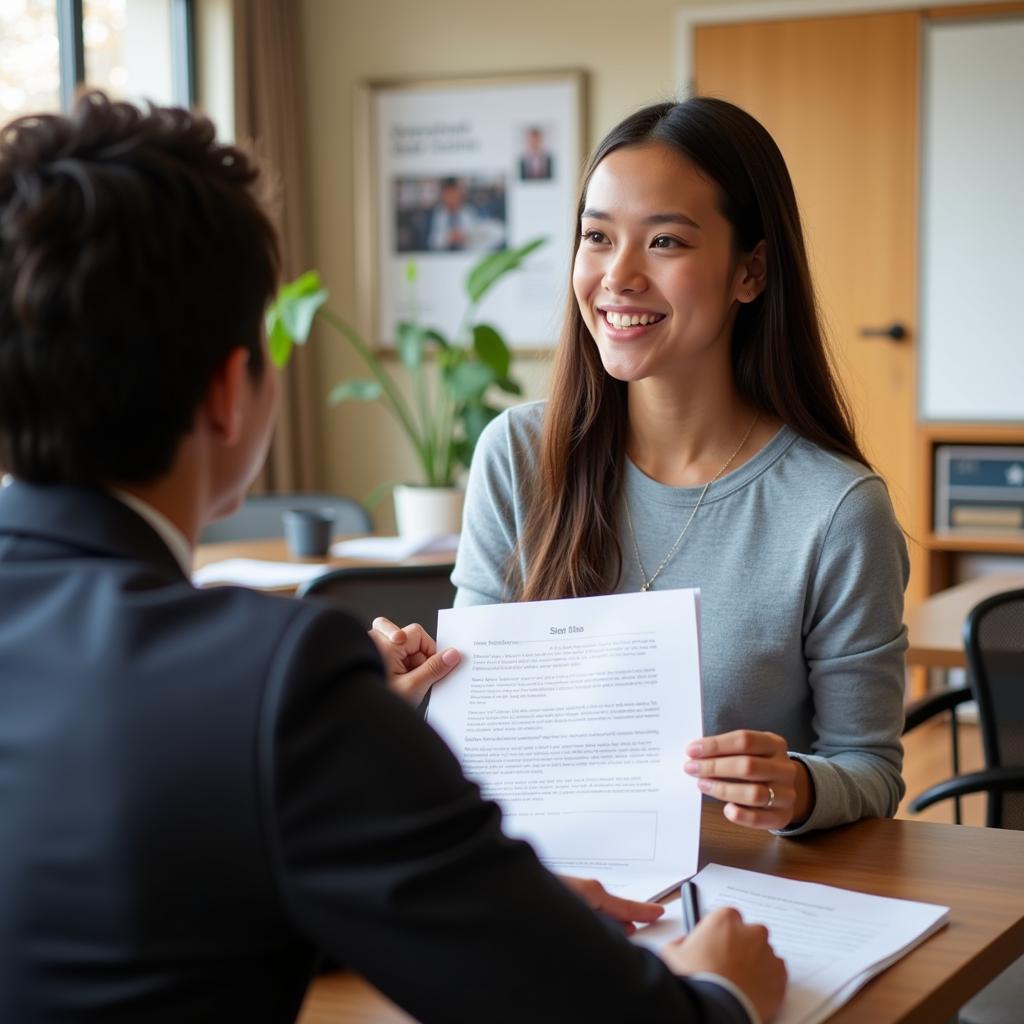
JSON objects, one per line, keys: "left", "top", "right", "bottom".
{"left": 905, "top": 573, "right": 1024, "bottom": 669}
{"left": 297, "top": 801, "right": 1024, "bottom": 1024}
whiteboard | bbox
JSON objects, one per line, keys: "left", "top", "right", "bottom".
{"left": 920, "top": 19, "right": 1024, "bottom": 421}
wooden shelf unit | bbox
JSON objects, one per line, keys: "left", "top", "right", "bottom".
{"left": 914, "top": 423, "right": 1024, "bottom": 596}
{"left": 926, "top": 534, "right": 1024, "bottom": 555}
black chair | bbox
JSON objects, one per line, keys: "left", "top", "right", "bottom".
{"left": 296, "top": 562, "right": 456, "bottom": 637}
{"left": 904, "top": 588, "right": 1024, "bottom": 1024}
{"left": 200, "top": 492, "right": 371, "bottom": 543}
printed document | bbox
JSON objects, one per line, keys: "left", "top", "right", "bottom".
{"left": 429, "top": 590, "right": 703, "bottom": 901}
{"left": 631, "top": 864, "right": 949, "bottom": 1024}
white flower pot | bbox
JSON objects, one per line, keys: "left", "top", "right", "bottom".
{"left": 393, "top": 484, "right": 464, "bottom": 540}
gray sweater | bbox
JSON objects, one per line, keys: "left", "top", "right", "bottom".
{"left": 452, "top": 400, "right": 909, "bottom": 835}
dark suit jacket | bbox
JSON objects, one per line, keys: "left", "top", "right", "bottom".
{"left": 519, "top": 153, "right": 554, "bottom": 180}
{"left": 0, "top": 482, "right": 749, "bottom": 1023}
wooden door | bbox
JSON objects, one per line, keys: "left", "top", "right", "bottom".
{"left": 695, "top": 12, "right": 923, "bottom": 602}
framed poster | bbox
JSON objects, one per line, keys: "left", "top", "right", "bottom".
{"left": 355, "top": 70, "right": 587, "bottom": 351}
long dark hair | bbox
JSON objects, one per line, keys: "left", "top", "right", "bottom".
{"left": 517, "top": 97, "right": 869, "bottom": 601}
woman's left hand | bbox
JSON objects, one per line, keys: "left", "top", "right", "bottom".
{"left": 684, "top": 730, "right": 813, "bottom": 831}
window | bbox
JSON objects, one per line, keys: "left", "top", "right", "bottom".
{"left": 0, "top": 0, "right": 193, "bottom": 124}
{"left": 0, "top": 1, "right": 61, "bottom": 121}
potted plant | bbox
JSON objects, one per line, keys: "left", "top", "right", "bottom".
{"left": 266, "top": 238, "right": 544, "bottom": 538}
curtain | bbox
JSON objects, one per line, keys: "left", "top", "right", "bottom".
{"left": 232, "top": 0, "right": 317, "bottom": 492}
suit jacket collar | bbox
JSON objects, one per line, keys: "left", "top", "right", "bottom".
{"left": 0, "top": 480, "right": 187, "bottom": 581}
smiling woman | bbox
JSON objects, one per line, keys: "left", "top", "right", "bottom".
{"left": 451, "top": 97, "right": 910, "bottom": 839}
{"left": 574, "top": 142, "right": 766, "bottom": 390}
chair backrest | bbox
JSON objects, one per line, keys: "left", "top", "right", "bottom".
{"left": 965, "top": 587, "right": 1024, "bottom": 829}
{"left": 200, "top": 493, "right": 372, "bottom": 543}
{"left": 296, "top": 563, "right": 457, "bottom": 637}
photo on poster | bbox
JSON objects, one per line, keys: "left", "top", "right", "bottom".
{"left": 517, "top": 125, "right": 555, "bottom": 182}
{"left": 357, "top": 70, "right": 586, "bottom": 350}
{"left": 393, "top": 174, "right": 507, "bottom": 254}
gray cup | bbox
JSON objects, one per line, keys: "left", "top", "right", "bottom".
{"left": 283, "top": 508, "right": 336, "bottom": 558}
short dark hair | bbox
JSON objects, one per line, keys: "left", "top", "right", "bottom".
{"left": 0, "top": 92, "right": 279, "bottom": 485}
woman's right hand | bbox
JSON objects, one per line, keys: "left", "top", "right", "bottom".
{"left": 661, "top": 907, "right": 787, "bottom": 1022}
{"left": 368, "top": 616, "right": 461, "bottom": 705}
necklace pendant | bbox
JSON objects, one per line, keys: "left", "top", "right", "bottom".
{"left": 624, "top": 413, "right": 758, "bottom": 601}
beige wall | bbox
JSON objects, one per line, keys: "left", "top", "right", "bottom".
{"left": 298, "top": 0, "right": 684, "bottom": 524}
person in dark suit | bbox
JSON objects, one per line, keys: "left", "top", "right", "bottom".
{"left": 518, "top": 126, "right": 554, "bottom": 180}
{"left": 0, "top": 94, "right": 785, "bottom": 1024}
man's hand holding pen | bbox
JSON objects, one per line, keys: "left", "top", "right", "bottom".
{"left": 663, "top": 887, "right": 787, "bottom": 1023}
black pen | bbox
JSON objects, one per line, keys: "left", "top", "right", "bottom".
{"left": 682, "top": 879, "right": 701, "bottom": 933}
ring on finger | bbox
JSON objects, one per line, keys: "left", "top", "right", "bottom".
{"left": 765, "top": 786, "right": 776, "bottom": 809}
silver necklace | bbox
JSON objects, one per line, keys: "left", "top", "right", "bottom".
{"left": 623, "top": 414, "right": 759, "bottom": 592}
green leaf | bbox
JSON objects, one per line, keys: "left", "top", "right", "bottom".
{"left": 451, "top": 438, "right": 473, "bottom": 470}
{"left": 397, "top": 323, "right": 450, "bottom": 369}
{"left": 404, "top": 260, "right": 418, "bottom": 285}
{"left": 281, "top": 290, "right": 327, "bottom": 343}
{"left": 436, "top": 345, "right": 463, "bottom": 372}
{"left": 472, "top": 323, "right": 511, "bottom": 378}
{"left": 328, "top": 378, "right": 383, "bottom": 405}
{"left": 271, "top": 270, "right": 328, "bottom": 344}
{"left": 465, "top": 237, "right": 547, "bottom": 304}
{"left": 444, "top": 360, "right": 495, "bottom": 400}
{"left": 279, "top": 269, "right": 323, "bottom": 299}
{"left": 460, "top": 401, "right": 500, "bottom": 446}
{"left": 423, "top": 328, "right": 449, "bottom": 349}
{"left": 496, "top": 376, "right": 523, "bottom": 396}
{"left": 267, "top": 316, "right": 294, "bottom": 369}
{"left": 396, "top": 321, "right": 425, "bottom": 371}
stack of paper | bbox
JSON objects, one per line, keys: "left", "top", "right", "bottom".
{"left": 331, "top": 533, "right": 459, "bottom": 562}
{"left": 192, "top": 558, "right": 328, "bottom": 589}
{"left": 631, "top": 864, "right": 949, "bottom": 1024}
{"left": 430, "top": 589, "right": 705, "bottom": 902}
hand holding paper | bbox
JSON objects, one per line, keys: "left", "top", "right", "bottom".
{"left": 429, "top": 589, "right": 705, "bottom": 901}
{"left": 685, "top": 729, "right": 814, "bottom": 830}
{"left": 368, "top": 616, "right": 461, "bottom": 705}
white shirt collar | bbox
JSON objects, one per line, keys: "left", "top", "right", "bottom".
{"left": 110, "top": 489, "right": 192, "bottom": 576}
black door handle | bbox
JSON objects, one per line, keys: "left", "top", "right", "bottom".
{"left": 859, "top": 323, "right": 908, "bottom": 342}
